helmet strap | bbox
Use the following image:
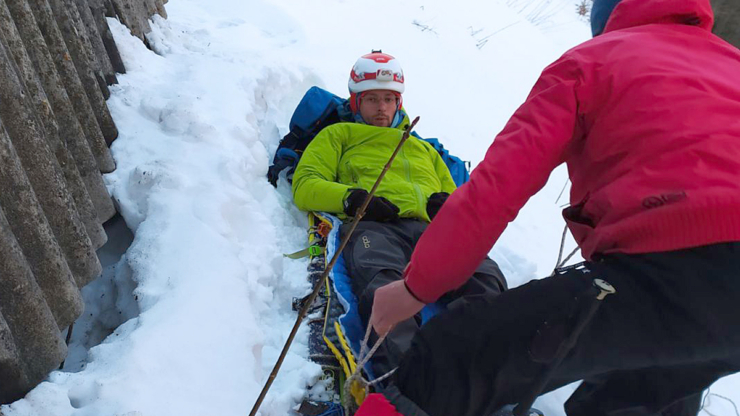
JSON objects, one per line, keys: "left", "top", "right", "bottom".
{"left": 349, "top": 92, "right": 363, "bottom": 114}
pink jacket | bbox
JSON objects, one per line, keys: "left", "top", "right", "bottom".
{"left": 405, "top": 0, "right": 740, "bottom": 303}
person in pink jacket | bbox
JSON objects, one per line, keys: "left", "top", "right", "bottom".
{"left": 355, "top": 0, "right": 740, "bottom": 415}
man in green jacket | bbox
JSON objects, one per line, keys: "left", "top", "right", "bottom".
{"left": 292, "top": 51, "right": 507, "bottom": 377}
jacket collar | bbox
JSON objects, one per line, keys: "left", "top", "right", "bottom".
{"left": 603, "top": 0, "right": 714, "bottom": 35}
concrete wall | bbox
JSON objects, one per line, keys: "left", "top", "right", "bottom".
{"left": 0, "top": 0, "right": 166, "bottom": 403}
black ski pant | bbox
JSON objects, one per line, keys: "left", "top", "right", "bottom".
{"left": 384, "top": 242, "right": 740, "bottom": 416}
{"left": 341, "top": 219, "right": 507, "bottom": 379}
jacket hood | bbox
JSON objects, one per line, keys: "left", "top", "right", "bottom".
{"left": 603, "top": 0, "right": 714, "bottom": 35}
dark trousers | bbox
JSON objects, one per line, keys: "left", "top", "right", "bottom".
{"left": 341, "top": 219, "right": 507, "bottom": 378}
{"left": 387, "top": 242, "right": 740, "bottom": 416}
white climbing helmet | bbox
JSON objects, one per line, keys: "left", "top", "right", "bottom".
{"left": 348, "top": 51, "right": 405, "bottom": 94}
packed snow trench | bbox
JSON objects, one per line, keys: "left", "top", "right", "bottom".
{"left": 3, "top": 0, "right": 739, "bottom": 415}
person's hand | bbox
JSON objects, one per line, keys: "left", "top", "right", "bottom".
{"left": 370, "top": 280, "right": 425, "bottom": 336}
{"left": 426, "top": 192, "right": 449, "bottom": 220}
{"left": 344, "top": 189, "right": 400, "bottom": 222}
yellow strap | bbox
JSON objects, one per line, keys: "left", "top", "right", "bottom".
{"left": 335, "top": 321, "right": 366, "bottom": 405}
{"left": 334, "top": 321, "right": 358, "bottom": 374}
{"left": 321, "top": 278, "right": 352, "bottom": 378}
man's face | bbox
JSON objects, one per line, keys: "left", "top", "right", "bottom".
{"left": 359, "top": 90, "right": 399, "bottom": 128}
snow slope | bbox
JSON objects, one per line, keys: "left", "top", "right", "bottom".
{"left": 3, "top": 0, "right": 738, "bottom": 415}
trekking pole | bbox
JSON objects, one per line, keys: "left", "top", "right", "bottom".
{"left": 248, "top": 116, "right": 420, "bottom": 416}
{"left": 512, "top": 278, "right": 616, "bottom": 416}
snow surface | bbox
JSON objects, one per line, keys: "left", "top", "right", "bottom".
{"left": 3, "top": 0, "right": 739, "bottom": 415}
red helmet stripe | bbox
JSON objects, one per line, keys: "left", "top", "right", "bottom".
{"left": 361, "top": 52, "right": 394, "bottom": 63}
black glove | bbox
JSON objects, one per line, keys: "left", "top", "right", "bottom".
{"left": 426, "top": 192, "right": 449, "bottom": 220}
{"left": 343, "top": 189, "right": 400, "bottom": 222}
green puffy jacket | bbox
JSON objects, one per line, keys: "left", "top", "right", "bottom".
{"left": 292, "top": 116, "right": 457, "bottom": 222}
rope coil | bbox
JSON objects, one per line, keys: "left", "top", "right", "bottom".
{"left": 343, "top": 323, "right": 398, "bottom": 415}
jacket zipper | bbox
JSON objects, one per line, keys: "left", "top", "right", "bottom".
{"left": 400, "top": 142, "right": 425, "bottom": 216}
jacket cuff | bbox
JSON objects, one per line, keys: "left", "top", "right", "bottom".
{"left": 327, "top": 183, "right": 354, "bottom": 213}
{"left": 404, "top": 280, "right": 426, "bottom": 304}
{"left": 402, "top": 264, "right": 437, "bottom": 304}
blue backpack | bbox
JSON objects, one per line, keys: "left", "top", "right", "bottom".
{"left": 267, "top": 86, "right": 470, "bottom": 187}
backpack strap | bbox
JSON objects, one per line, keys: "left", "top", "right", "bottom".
{"left": 268, "top": 87, "right": 351, "bottom": 187}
